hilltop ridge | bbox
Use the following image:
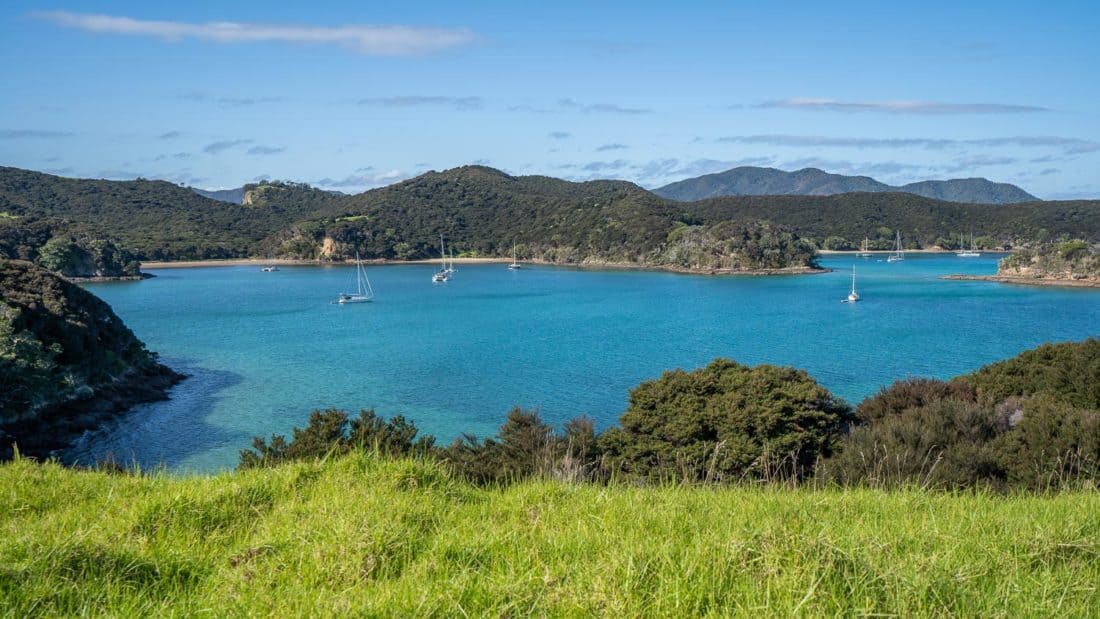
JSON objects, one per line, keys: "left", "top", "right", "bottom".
{"left": 653, "top": 166, "right": 1038, "bottom": 204}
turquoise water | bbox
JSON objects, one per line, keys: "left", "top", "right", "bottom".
{"left": 69, "top": 255, "right": 1100, "bottom": 472}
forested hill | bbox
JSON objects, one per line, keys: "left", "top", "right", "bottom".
{"left": 2, "top": 165, "right": 1099, "bottom": 264}
{"left": 681, "top": 192, "right": 1100, "bottom": 250}
{"left": 0, "top": 260, "right": 181, "bottom": 458}
{"left": 0, "top": 167, "right": 344, "bottom": 260}
{"left": 653, "top": 166, "right": 1038, "bottom": 204}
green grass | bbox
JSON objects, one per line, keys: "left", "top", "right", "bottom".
{"left": 2, "top": 453, "right": 1098, "bottom": 616}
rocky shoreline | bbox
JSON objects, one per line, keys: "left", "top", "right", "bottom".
{"left": 0, "top": 365, "right": 184, "bottom": 461}
{"left": 66, "top": 272, "right": 156, "bottom": 283}
{"left": 942, "top": 274, "right": 1100, "bottom": 289}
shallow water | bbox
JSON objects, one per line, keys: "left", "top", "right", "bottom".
{"left": 68, "top": 254, "right": 1100, "bottom": 472}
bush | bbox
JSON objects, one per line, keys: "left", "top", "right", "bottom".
{"left": 821, "top": 399, "right": 1010, "bottom": 489}
{"left": 238, "top": 408, "right": 434, "bottom": 469}
{"left": 599, "top": 359, "right": 852, "bottom": 482}
{"left": 855, "top": 378, "right": 976, "bottom": 424}
{"left": 821, "top": 236, "right": 853, "bottom": 251}
{"left": 994, "top": 395, "right": 1100, "bottom": 491}
{"left": 961, "top": 339, "right": 1100, "bottom": 409}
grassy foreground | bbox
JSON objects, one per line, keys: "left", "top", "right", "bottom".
{"left": 2, "top": 454, "right": 1098, "bottom": 617}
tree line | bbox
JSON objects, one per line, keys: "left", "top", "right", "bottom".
{"left": 238, "top": 339, "right": 1100, "bottom": 492}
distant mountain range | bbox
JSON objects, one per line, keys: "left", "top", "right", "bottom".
{"left": 652, "top": 166, "right": 1038, "bottom": 204}
{"left": 192, "top": 187, "right": 246, "bottom": 204}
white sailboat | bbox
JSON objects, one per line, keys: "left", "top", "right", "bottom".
{"left": 886, "top": 230, "right": 905, "bottom": 263}
{"left": 957, "top": 233, "right": 981, "bottom": 258}
{"left": 337, "top": 251, "right": 374, "bottom": 304}
{"left": 856, "top": 238, "right": 872, "bottom": 258}
{"left": 508, "top": 241, "right": 522, "bottom": 270}
{"left": 846, "top": 267, "right": 860, "bottom": 302}
{"left": 432, "top": 235, "right": 449, "bottom": 283}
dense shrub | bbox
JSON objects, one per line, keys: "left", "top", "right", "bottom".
{"left": 829, "top": 340, "right": 1100, "bottom": 490}
{"left": 821, "top": 399, "right": 1009, "bottom": 489}
{"left": 598, "top": 359, "right": 852, "bottom": 482}
{"left": 855, "top": 378, "right": 976, "bottom": 424}
{"left": 239, "top": 408, "right": 434, "bottom": 469}
{"left": 994, "top": 395, "right": 1100, "bottom": 491}
{"left": 238, "top": 342, "right": 1100, "bottom": 493}
{"left": 961, "top": 338, "right": 1100, "bottom": 408}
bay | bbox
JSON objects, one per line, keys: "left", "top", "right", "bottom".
{"left": 67, "top": 254, "right": 1100, "bottom": 472}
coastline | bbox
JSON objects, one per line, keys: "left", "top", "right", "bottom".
{"left": 0, "top": 365, "right": 184, "bottom": 461}
{"left": 942, "top": 274, "right": 1100, "bottom": 289}
{"left": 140, "top": 257, "right": 828, "bottom": 276}
{"left": 67, "top": 272, "right": 155, "bottom": 283}
{"left": 818, "top": 248, "right": 1005, "bottom": 255}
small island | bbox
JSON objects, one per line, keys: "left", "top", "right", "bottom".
{"left": 945, "top": 240, "right": 1100, "bottom": 288}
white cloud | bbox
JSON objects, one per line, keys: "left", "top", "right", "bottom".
{"left": 33, "top": 11, "right": 478, "bottom": 56}
{"left": 559, "top": 98, "right": 652, "bottom": 115}
{"left": 756, "top": 98, "right": 1049, "bottom": 114}
{"left": 316, "top": 169, "right": 409, "bottom": 188}
{"left": 357, "top": 96, "right": 483, "bottom": 110}
{"left": 716, "top": 134, "right": 1100, "bottom": 156}
{"left": 247, "top": 145, "right": 286, "bottom": 156}
{"left": 0, "top": 129, "right": 74, "bottom": 139}
{"left": 203, "top": 139, "right": 252, "bottom": 154}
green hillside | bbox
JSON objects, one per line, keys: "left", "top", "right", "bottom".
{"left": 0, "top": 167, "right": 338, "bottom": 260}
{"left": 3, "top": 165, "right": 1100, "bottom": 267}
{"left": 2, "top": 454, "right": 1097, "bottom": 616}
{"left": 685, "top": 192, "right": 1100, "bottom": 249}
{"left": 0, "top": 260, "right": 180, "bottom": 457}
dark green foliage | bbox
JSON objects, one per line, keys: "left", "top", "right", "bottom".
{"left": 684, "top": 193, "right": 1100, "bottom": 248}
{"left": 821, "top": 236, "right": 853, "bottom": 251}
{"left": 660, "top": 220, "right": 818, "bottom": 270}
{"left": 238, "top": 408, "right": 434, "bottom": 469}
{"left": 0, "top": 166, "right": 814, "bottom": 269}
{"left": 35, "top": 236, "right": 140, "bottom": 278}
{"left": 439, "top": 407, "right": 570, "bottom": 485}
{"left": 994, "top": 396, "right": 1100, "bottom": 490}
{"left": 821, "top": 399, "right": 1010, "bottom": 489}
{"left": 0, "top": 216, "right": 58, "bottom": 261}
{"left": 0, "top": 168, "right": 346, "bottom": 260}
{"left": 0, "top": 260, "right": 167, "bottom": 425}
{"left": 829, "top": 339, "right": 1100, "bottom": 490}
{"left": 236, "top": 341, "right": 1100, "bottom": 492}
{"left": 855, "top": 378, "right": 977, "bottom": 424}
{"left": 960, "top": 338, "right": 1100, "bottom": 408}
{"left": 348, "top": 410, "right": 434, "bottom": 456}
{"left": 599, "top": 359, "right": 853, "bottom": 482}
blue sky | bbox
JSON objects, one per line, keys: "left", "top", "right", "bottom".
{"left": 1, "top": 1, "right": 1098, "bottom": 198}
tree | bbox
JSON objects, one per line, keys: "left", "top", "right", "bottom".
{"left": 600, "top": 359, "right": 852, "bottom": 482}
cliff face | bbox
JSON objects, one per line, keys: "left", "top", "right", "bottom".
{"left": 0, "top": 260, "right": 182, "bottom": 458}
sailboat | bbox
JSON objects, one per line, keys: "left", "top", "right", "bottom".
{"left": 856, "top": 238, "right": 872, "bottom": 257}
{"left": 508, "top": 241, "right": 522, "bottom": 270}
{"left": 957, "top": 233, "right": 981, "bottom": 258}
{"left": 337, "top": 251, "right": 374, "bottom": 304}
{"left": 886, "top": 231, "right": 905, "bottom": 262}
{"left": 846, "top": 267, "right": 860, "bottom": 302}
{"left": 432, "top": 235, "right": 449, "bottom": 283}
